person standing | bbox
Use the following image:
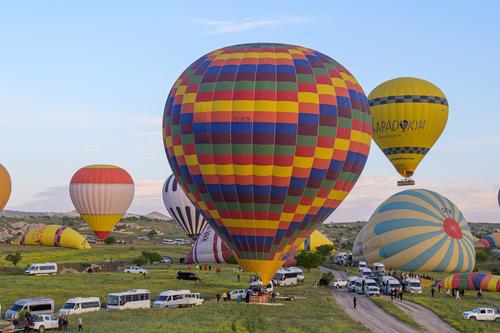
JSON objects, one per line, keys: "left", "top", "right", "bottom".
{"left": 353, "top": 296, "right": 357, "bottom": 309}
{"left": 477, "top": 288, "right": 483, "bottom": 299}
{"left": 455, "top": 290, "right": 460, "bottom": 300}
{"left": 237, "top": 274, "right": 240, "bottom": 282}
{"left": 58, "top": 316, "right": 63, "bottom": 331}
{"left": 222, "top": 291, "right": 227, "bottom": 302}
{"left": 390, "top": 289, "right": 394, "bottom": 301}
{"left": 63, "top": 317, "right": 68, "bottom": 331}
{"left": 78, "top": 317, "right": 83, "bottom": 331}
{"left": 431, "top": 286, "right": 435, "bottom": 297}
{"left": 216, "top": 293, "right": 221, "bottom": 302}
{"left": 399, "top": 288, "right": 403, "bottom": 301}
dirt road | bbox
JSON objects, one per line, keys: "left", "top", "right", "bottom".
{"left": 320, "top": 266, "right": 419, "bottom": 333}
{"left": 320, "top": 266, "right": 459, "bottom": 333}
{"left": 392, "top": 298, "right": 459, "bottom": 333}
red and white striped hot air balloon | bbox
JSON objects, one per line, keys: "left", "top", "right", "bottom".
{"left": 69, "top": 165, "right": 134, "bottom": 240}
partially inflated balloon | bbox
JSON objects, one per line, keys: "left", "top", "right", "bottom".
{"left": 163, "top": 43, "right": 371, "bottom": 283}
{"left": 70, "top": 165, "right": 134, "bottom": 240}
{"left": 162, "top": 174, "right": 208, "bottom": 240}
{"left": 353, "top": 189, "right": 475, "bottom": 272}
{"left": 476, "top": 233, "right": 500, "bottom": 248}
{"left": 368, "top": 77, "right": 448, "bottom": 179}
{"left": 18, "top": 225, "right": 91, "bottom": 250}
{"left": 437, "top": 272, "right": 500, "bottom": 292}
{"left": 0, "top": 163, "right": 12, "bottom": 212}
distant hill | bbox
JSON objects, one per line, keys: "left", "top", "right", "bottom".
{"left": 1, "top": 210, "right": 170, "bottom": 220}
{"left": 145, "top": 211, "right": 170, "bottom": 221}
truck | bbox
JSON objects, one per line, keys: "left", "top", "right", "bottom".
{"left": 462, "top": 308, "right": 499, "bottom": 321}
{"left": 332, "top": 278, "right": 348, "bottom": 289}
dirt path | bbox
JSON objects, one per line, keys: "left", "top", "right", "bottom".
{"left": 320, "top": 266, "right": 419, "bottom": 333}
{"left": 391, "top": 298, "right": 459, "bottom": 333}
{"left": 320, "top": 266, "right": 460, "bottom": 333}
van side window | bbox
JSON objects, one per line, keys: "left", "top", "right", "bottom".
{"left": 82, "top": 301, "right": 100, "bottom": 309}
{"left": 173, "top": 295, "right": 183, "bottom": 300}
{"left": 30, "top": 304, "right": 52, "bottom": 312}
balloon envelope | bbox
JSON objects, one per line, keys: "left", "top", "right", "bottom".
{"left": 368, "top": 77, "right": 448, "bottom": 178}
{"left": 0, "top": 163, "right": 11, "bottom": 212}
{"left": 18, "top": 225, "right": 91, "bottom": 250}
{"left": 353, "top": 189, "right": 475, "bottom": 272}
{"left": 69, "top": 165, "right": 134, "bottom": 240}
{"left": 163, "top": 43, "right": 371, "bottom": 283}
{"left": 476, "top": 233, "right": 500, "bottom": 248}
{"left": 162, "top": 174, "right": 208, "bottom": 240}
{"left": 437, "top": 272, "right": 500, "bottom": 292}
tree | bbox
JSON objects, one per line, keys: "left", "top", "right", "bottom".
{"left": 141, "top": 251, "right": 162, "bottom": 264}
{"left": 315, "top": 244, "right": 335, "bottom": 257}
{"left": 295, "top": 250, "right": 323, "bottom": 272}
{"left": 104, "top": 237, "right": 116, "bottom": 245}
{"left": 476, "top": 249, "right": 490, "bottom": 262}
{"left": 5, "top": 251, "right": 22, "bottom": 266}
{"left": 147, "top": 229, "right": 157, "bottom": 238}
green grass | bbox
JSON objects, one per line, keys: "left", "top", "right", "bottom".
{"left": 404, "top": 290, "right": 500, "bottom": 333}
{"left": 370, "top": 296, "right": 422, "bottom": 330}
{"left": 0, "top": 255, "right": 369, "bottom": 332}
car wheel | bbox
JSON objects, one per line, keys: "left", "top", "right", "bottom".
{"left": 495, "top": 317, "right": 499, "bottom": 321}
{"left": 469, "top": 316, "right": 476, "bottom": 320}
{"left": 39, "top": 325, "right": 45, "bottom": 333}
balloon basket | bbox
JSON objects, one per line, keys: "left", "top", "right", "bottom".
{"left": 250, "top": 294, "right": 269, "bottom": 304}
{"left": 397, "top": 179, "right": 415, "bottom": 186}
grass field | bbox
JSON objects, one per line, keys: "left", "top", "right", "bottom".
{"left": 369, "top": 296, "right": 422, "bottom": 330}
{"left": 404, "top": 291, "right": 500, "bottom": 333}
{"left": 0, "top": 267, "right": 368, "bottom": 333}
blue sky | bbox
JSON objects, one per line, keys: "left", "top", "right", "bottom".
{"left": 1, "top": 1, "right": 499, "bottom": 222}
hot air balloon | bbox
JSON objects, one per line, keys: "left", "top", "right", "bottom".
{"left": 162, "top": 174, "right": 208, "bottom": 240}
{"left": 436, "top": 272, "right": 500, "bottom": 292}
{"left": 163, "top": 43, "right": 372, "bottom": 283}
{"left": 352, "top": 189, "right": 476, "bottom": 272}
{"left": 368, "top": 77, "right": 448, "bottom": 186}
{"left": 0, "top": 163, "right": 12, "bottom": 212}
{"left": 18, "top": 225, "right": 91, "bottom": 250}
{"left": 476, "top": 233, "right": 500, "bottom": 248}
{"left": 69, "top": 165, "right": 134, "bottom": 240}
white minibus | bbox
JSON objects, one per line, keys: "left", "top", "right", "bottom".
{"left": 59, "top": 297, "right": 101, "bottom": 315}
{"left": 362, "top": 278, "right": 380, "bottom": 296}
{"left": 272, "top": 269, "right": 298, "bottom": 286}
{"left": 24, "top": 263, "right": 58, "bottom": 276}
{"left": 153, "top": 290, "right": 203, "bottom": 308}
{"left": 5, "top": 298, "right": 54, "bottom": 321}
{"left": 106, "top": 289, "right": 150, "bottom": 310}
{"left": 381, "top": 276, "right": 401, "bottom": 295}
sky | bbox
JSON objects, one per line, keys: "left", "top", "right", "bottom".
{"left": 1, "top": 1, "right": 499, "bottom": 222}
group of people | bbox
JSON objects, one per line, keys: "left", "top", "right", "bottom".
{"left": 216, "top": 290, "right": 251, "bottom": 303}
{"left": 13, "top": 310, "right": 83, "bottom": 332}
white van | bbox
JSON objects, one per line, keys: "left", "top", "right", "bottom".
{"left": 249, "top": 280, "right": 273, "bottom": 293}
{"left": 5, "top": 298, "right": 54, "bottom": 321}
{"left": 354, "top": 277, "right": 365, "bottom": 294}
{"left": 59, "top": 297, "right": 101, "bottom": 315}
{"left": 286, "top": 267, "right": 304, "bottom": 282}
{"left": 381, "top": 276, "right": 401, "bottom": 295}
{"left": 372, "top": 263, "right": 385, "bottom": 274}
{"left": 405, "top": 278, "right": 422, "bottom": 294}
{"left": 107, "top": 289, "right": 150, "bottom": 310}
{"left": 358, "top": 261, "right": 367, "bottom": 271}
{"left": 335, "top": 252, "right": 347, "bottom": 265}
{"left": 361, "top": 268, "right": 372, "bottom": 277}
{"left": 272, "top": 269, "right": 298, "bottom": 286}
{"left": 347, "top": 276, "right": 359, "bottom": 292}
{"left": 363, "top": 278, "right": 380, "bottom": 296}
{"left": 153, "top": 290, "right": 203, "bottom": 308}
{"left": 24, "top": 263, "right": 58, "bottom": 276}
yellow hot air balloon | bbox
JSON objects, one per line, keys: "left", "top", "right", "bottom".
{"left": 18, "top": 225, "right": 91, "bottom": 250}
{"left": 368, "top": 77, "right": 448, "bottom": 185}
{"left": 0, "top": 163, "right": 12, "bottom": 212}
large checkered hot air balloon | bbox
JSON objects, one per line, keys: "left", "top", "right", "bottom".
{"left": 368, "top": 78, "right": 448, "bottom": 186}
{"left": 70, "top": 165, "right": 134, "bottom": 240}
{"left": 0, "top": 163, "right": 11, "bottom": 213}
{"left": 162, "top": 174, "right": 208, "bottom": 240}
{"left": 353, "top": 189, "right": 476, "bottom": 272}
{"left": 163, "top": 43, "right": 372, "bottom": 283}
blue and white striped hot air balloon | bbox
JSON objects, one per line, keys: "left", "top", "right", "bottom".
{"left": 353, "top": 189, "right": 475, "bottom": 272}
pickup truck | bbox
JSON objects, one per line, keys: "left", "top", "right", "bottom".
{"left": 462, "top": 308, "right": 499, "bottom": 321}
{"left": 332, "top": 278, "right": 348, "bottom": 288}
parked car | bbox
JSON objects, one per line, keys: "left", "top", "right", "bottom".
{"left": 30, "top": 314, "right": 59, "bottom": 332}
{"left": 358, "top": 261, "right": 367, "bottom": 271}
{"left": 462, "top": 308, "right": 500, "bottom": 321}
{"left": 123, "top": 266, "right": 148, "bottom": 274}
{"left": 347, "top": 276, "right": 359, "bottom": 292}
{"left": 137, "top": 236, "right": 150, "bottom": 241}
{"left": 176, "top": 271, "right": 201, "bottom": 281}
{"left": 162, "top": 239, "right": 175, "bottom": 244}
{"left": 153, "top": 290, "right": 203, "bottom": 308}
{"left": 332, "top": 278, "right": 348, "bottom": 288}
{"left": 174, "top": 239, "right": 186, "bottom": 245}
{"left": 5, "top": 298, "right": 55, "bottom": 321}
{"left": 362, "top": 279, "right": 380, "bottom": 296}
{"left": 161, "top": 256, "right": 173, "bottom": 264}
{"left": 229, "top": 289, "right": 247, "bottom": 301}
{"left": 24, "top": 263, "right": 58, "bottom": 276}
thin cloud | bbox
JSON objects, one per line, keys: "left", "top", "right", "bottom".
{"left": 194, "top": 17, "right": 309, "bottom": 35}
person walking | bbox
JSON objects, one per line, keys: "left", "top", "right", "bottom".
{"left": 455, "top": 290, "right": 460, "bottom": 300}
{"left": 216, "top": 293, "right": 221, "bottom": 302}
{"left": 390, "top": 289, "right": 394, "bottom": 301}
{"left": 353, "top": 296, "right": 357, "bottom": 309}
{"left": 477, "top": 288, "right": 483, "bottom": 299}
{"left": 77, "top": 317, "right": 83, "bottom": 331}
{"left": 431, "top": 286, "right": 435, "bottom": 297}
{"left": 237, "top": 274, "right": 240, "bottom": 282}
{"left": 399, "top": 288, "right": 403, "bottom": 301}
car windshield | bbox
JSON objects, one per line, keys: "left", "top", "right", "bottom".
{"left": 367, "top": 282, "right": 377, "bottom": 287}
{"left": 107, "top": 295, "right": 120, "bottom": 306}
{"left": 410, "top": 283, "right": 420, "bottom": 287}
{"left": 471, "top": 308, "right": 481, "bottom": 313}
{"left": 390, "top": 283, "right": 400, "bottom": 287}
{"left": 9, "top": 304, "right": 23, "bottom": 311}
{"left": 369, "top": 287, "right": 378, "bottom": 291}
{"left": 156, "top": 296, "right": 168, "bottom": 301}
{"left": 26, "top": 266, "right": 35, "bottom": 271}
{"left": 62, "top": 303, "right": 75, "bottom": 309}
